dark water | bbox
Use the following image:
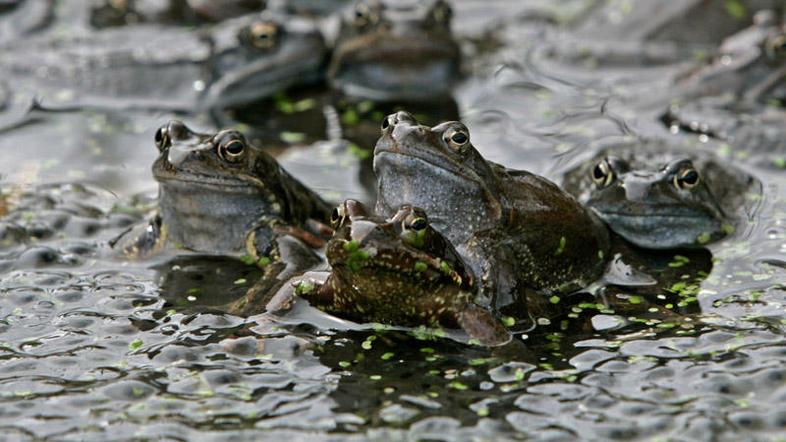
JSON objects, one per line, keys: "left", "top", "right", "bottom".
{"left": 1, "top": 1, "right": 785, "bottom": 440}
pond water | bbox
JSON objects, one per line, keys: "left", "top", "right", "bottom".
{"left": 0, "top": 1, "right": 785, "bottom": 440}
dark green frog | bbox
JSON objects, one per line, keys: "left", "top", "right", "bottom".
{"left": 373, "top": 112, "right": 611, "bottom": 317}
{"left": 2, "top": 11, "right": 326, "bottom": 111}
{"left": 298, "top": 199, "right": 511, "bottom": 346}
{"left": 114, "top": 120, "right": 332, "bottom": 259}
{"left": 557, "top": 137, "right": 761, "bottom": 249}
{"left": 328, "top": 0, "right": 461, "bottom": 101}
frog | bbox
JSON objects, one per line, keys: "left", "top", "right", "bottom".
{"left": 289, "top": 199, "right": 513, "bottom": 346}
{"left": 659, "top": 10, "right": 786, "bottom": 168}
{"left": 574, "top": 0, "right": 782, "bottom": 45}
{"left": 373, "top": 111, "right": 611, "bottom": 318}
{"left": 556, "top": 137, "right": 761, "bottom": 250}
{"left": 327, "top": 0, "right": 461, "bottom": 101}
{"left": 1, "top": 11, "right": 327, "bottom": 111}
{"left": 113, "top": 119, "right": 333, "bottom": 260}
{"left": 89, "top": 0, "right": 266, "bottom": 28}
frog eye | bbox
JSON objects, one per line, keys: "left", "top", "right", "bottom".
{"left": 353, "top": 2, "right": 379, "bottom": 27}
{"left": 766, "top": 34, "right": 786, "bottom": 60}
{"left": 431, "top": 0, "right": 452, "bottom": 26}
{"left": 444, "top": 126, "right": 470, "bottom": 151}
{"left": 330, "top": 206, "right": 344, "bottom": 227}
{"left": 591, "top": 159, "right": 615, "bottom": 188}
{"left": 674, "top": 168, "right": 700, "bottom": 190}
{"left": 244, "top": 22, "right": 279, "bottom": 50}
{"left": 154, "top": 126, "right": 170, "bottom": 151}
{"left": 217, "top": 135, "right": 247, "bottom": 162}
{"left": 408, "top": 217, "right": 428, "bottom": 231}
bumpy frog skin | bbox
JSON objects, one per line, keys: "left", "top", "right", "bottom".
{"left": 559, "top": 139, "right": 759, "bottom": 250}
{"left": 299, "top": 200, "right": 511, "bottom": 346}
{"left": 328, "top": 0, "right": 461, "bottom": 101}
{"left": 374, "top": 112, "right": 610, "bottom": 315}
{"left": 117, "top": 120, "right": 331, "bottom": 258}
{"left": 2, "top": 12, "right": 326, "bottom": 110}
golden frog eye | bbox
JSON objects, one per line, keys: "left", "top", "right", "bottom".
{"left": 247, "top": 21, "right": 279, "bottom": 50}
{"left": 674, "top": 168, "right": 700, "bottom": 190}
{"left": 217, "top": 134, "right": 246, "bottom": 163}
{"left": 444, "top": 126, "right": 470, "bottom": 151}
{"left": 591, "top": 159, "right": 615, "bottom": 188}
{"left": 154, "top": 126, "right": 170, "bottom": 151}
{"left": 330, "top": 205, "right": 347, "bottom": 227}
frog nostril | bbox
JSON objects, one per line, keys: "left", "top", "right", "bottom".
{"left": 167, "top": 120, "right": 189, "bottom": 140}
{"left": 395, "top": 111, "right": 415, "bottom": 123}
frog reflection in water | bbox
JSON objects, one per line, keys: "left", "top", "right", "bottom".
{"left": 297, "top": 200, "right": 511, "bottom": 346}
{"left": 559, "top": 139, "right": 760, "bottom": 250}
{"left": 115, "top": 120, "right": 332, "bottom": 263}
{"left": 328, "top": 0, "right": 461, "bottom": 101}
{"left": 1, "top": 11, "right": 326, "bottom": 111}
{"left": 374, "top": 112, "right": 611, "bottom": 319}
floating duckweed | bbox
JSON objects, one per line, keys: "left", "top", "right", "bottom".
{"left": 502, "top": 316, "right": 515, "bottom": 327}
{"left": 233, "top": 278, "right": 247, "bottom": 285}
{"left": 129, "top": 338, "right": 143, "bottom": 351}
{"left": 773, "top": 157, "right": 786, "bottom": 169}
{"left": 296, "top": 282, "right": 315, "bottom": 296}
{"left": 448, "top": 382, "right": 468, "bottom": 391}
{"left": 554, "top": 236, "right": 567, "bottom": 256}
{"left": 369, "top": 375, "right": 382, "bottom": 381}
{"left": 724, "top": 0, "right": 747, "bottom": 19}
{"left": 420, "top": 347, "right": 435, "bottom": 354}
{"left": 549, "top": 296, "right": 561, "bottom": 304}
{"left": 280, "top": 131, "right": 306, "bottom": 143}
{"left": 383, "top": 387, "right": 395, "bottom": 394}
{"left": 258, "top": 256, "right": 271, "bottom": 267}
{"left": 357, "top": 100, "right": 375, "bottom": 113}
{"left": 598, "top": 250, "right": 605, "bottom": 261}
{"left": 696, "top": 232, "right": 713, "bottom": 244}
{"left": 469, "top": 358, "right": 496, "bottom": 366}
{"left": 439, "top": 260, "right": 452, "bottom": 276}
{"left": 628, "top": 296, "right": 643, "bottom": 305}
{"left": 341, "top": 109, "right": 359, "bottom": 125}
{"left": 381, "top": 352, "right": 394, "bottom": 360}
{"left": 348, "top": 143, "right": 371, "bottom": 160}
{"left": 343, "top": 240, "right": 360, "bottom": 252}
{"left": 414, "top": 261, "right": 428, "bottom": 273}
{"left": 361, "top": 335, "right": 376, "bottom": 350}
{"left": 669, "top": 255, "right": 690, "bottom": 268}
{"left": 514, "top": 369, "right": 526, "bottom": 382}
{"left": 476, "top": 407, "right": 489, "bottom": 417}
{"left": 240, "top": 255, "right": 257, "bottom": 265}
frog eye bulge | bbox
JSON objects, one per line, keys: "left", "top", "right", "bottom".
{"left": 244, "top": 22, "right": 279, "bottom": 50}
{"left": 409, "top": 217, "right": 428, "bottom": 231}
{"left": 674, "top": 168, "right": 700, "bottom": 190}
{"left": 217, "top": 134, "right": 247, "bottom": 162}
{"left": 592, "top": 159, "right": 615, "bottom": 188}
{"left": 444, "top": 126, "right": 470, "bottom": 150}
{"left": 154, "top": 126, "right": 170, "bottom": 151}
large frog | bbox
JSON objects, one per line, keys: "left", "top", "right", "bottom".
{"left": 287, "top": 200, "right": 513, "bottom": 346}
{"left": 327, "top": 0, "right": 461, "bottom": 101}
{"left": 672, "top": 9, "right": 786, "bottom": 102}
{"left": 1, "top": 11, "right": 326, "bottom": 111}
{"left": 114, "top": 120, "right": 332, "bottom": 259}
{"left": 373, "top": 112, "right": 611, "bottom": 317}
{"left": 660, "top": 10, "right": 786, "bottom": 168}
{"left": 557, "top": 137, "right": 761, "bottom": 250}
